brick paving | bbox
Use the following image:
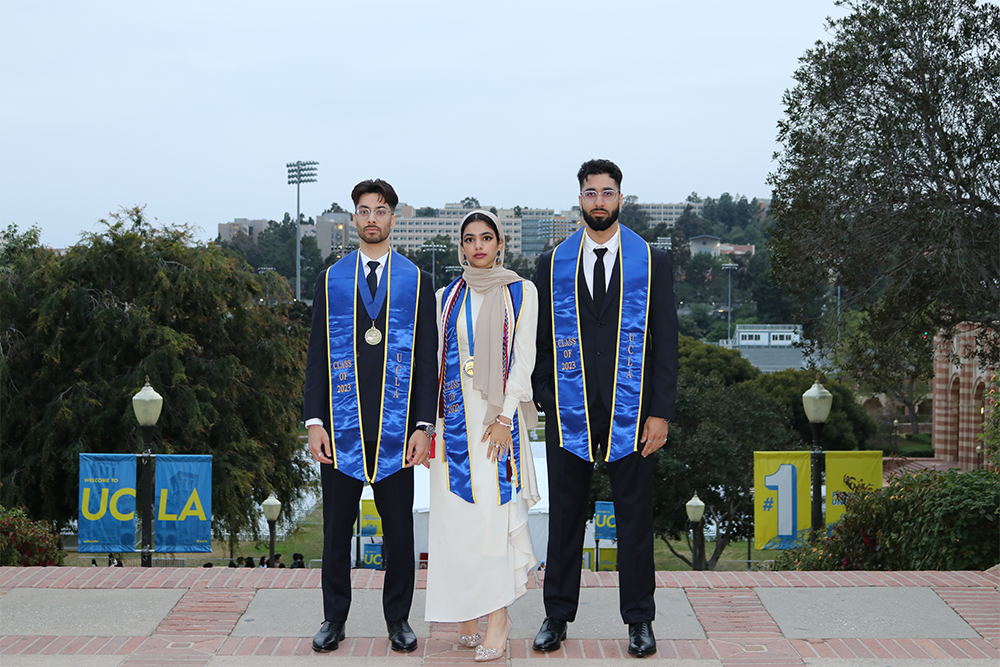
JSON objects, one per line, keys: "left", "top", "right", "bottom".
{"left": 0, "top": 566, "right": 997, "bottom": 664}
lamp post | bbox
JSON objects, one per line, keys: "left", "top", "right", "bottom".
{"left": 420, "top": 243, "right": 448, "bottom": 290}
{"left": 686, "top": 492, "right": 706, "bottom": 571}
{"left": 262, "top": 492, "right": 282, "bottom": 568}
{"left": 132, "top": 378, "right": 163, "bottom": 568}
{"left": 286, "top": 161, "right": 319, "bottom": 302}
{"left": 892, "top": 418, "right": 899, "bottom": 454}
{"left": 722, "top": 262, "right": 737, "bottom": 342}
{"left": 802, "top": 378, "right": 833, "bottom": 540}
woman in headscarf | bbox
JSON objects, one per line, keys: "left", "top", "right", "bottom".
{"left": 424, "top": 210, "right": 539, "bottom": 662}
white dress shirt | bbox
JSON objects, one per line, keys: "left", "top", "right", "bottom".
{"left": 581, "top": 228, "right": 620, "bottom": 298}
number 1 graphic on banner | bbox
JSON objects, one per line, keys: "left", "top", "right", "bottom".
{"left": 764, "top": 463, "right": 798, "bottom": 539}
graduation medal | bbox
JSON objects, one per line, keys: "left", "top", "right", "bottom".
{"left": 463, "top": 357, "right": 474, "bottom": 377}
{"left": 365, "top": 324, "right": 382, "bottom": 346}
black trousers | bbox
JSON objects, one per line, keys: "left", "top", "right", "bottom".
{"left": 543, "top": 412, "right": 656, "bottom": 624}
{"left": 320, "top": 461, "right": 414, "bottom": 623}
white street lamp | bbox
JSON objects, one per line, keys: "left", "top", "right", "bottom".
{"left": 262, "top": 492, "right": 282, "bottom": 568}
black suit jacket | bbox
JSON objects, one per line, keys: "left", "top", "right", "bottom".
{"left": 532, "top": 239, "right": 678, "bottom": 440}
{"left": 304, "top": 261, "right": 437, "bottom": 458}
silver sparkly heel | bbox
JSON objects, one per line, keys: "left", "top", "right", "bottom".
{"left": 459, "top": 632, "right": 482, "bottom": 648}
{"left": 475, "top": 613, "right": 512, "bottom": 662}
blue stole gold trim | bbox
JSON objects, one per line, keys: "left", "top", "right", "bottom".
{"left": 439, "top": 278, "right": 525, "bottom": 504}
{"left": 550, "top": 226, "right": 650, "bottom": 463}
{"left": 324, "top": 250, "right": 421, "bottom": 483}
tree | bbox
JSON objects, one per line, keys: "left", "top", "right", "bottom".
{"left": 750, "top": 370, "right": 876, "bottom": 451}
{"left": 461, "top": 196, "right": 480, "bottom": 210}
{"left": 768, "top": 0, "right": 1000, "bottom": 368}
{"left": 0, "top": 212, "right": 313, "bottom": 541}
{"left": 619, "top": 194, "right": 650, "bottom": 233}
{"left": 837, "top": 317, "right": 933, "bottom": 436}
{"left": 677, "top": 334, "right": 759, "bottom": 385}
{"left": 399, "top": 235, "right": 458, "bottom": 290}
{"left": 323, "top": 202, "right": 348, "bottom": 214}
{"left": 415, "top": 206, "right": 438, "bottom": 218}
{"left": 221, "top": 215, "right": 325, "bottom": 292}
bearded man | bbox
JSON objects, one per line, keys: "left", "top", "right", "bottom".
{"left": 531, "top": 159, "right": 678, "bottom": 657}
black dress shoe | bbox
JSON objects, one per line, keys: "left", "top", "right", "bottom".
{"left": 311, "top": 620, "right": 346, "bottom": 652}
{"left": 387, "top": 619, "right": 418, "bottom": 652}
{"left": 532, "top": 617, "right": 568, "bottom": 652}
{"left": 627, "top": 620, "right": 657, "bottom": 657}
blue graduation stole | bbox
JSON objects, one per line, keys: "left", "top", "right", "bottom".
{"left": 323, "top": 250, "right": 421, "bottom": 483}
{"left": 549, "top": 226, "right": 650, "bottom": 462}
{"left": 439, "top": 278, "right": 526, "bottom": 504}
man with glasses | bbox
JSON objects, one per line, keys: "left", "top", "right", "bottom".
{"left": 304, "top": 179, "right": 436, "bottom": 653}
{"left": 531, "top": 159, "right": 678, "bottom": 657}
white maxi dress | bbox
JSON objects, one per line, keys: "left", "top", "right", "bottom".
{"left": 424, "top": 279, "right": 540, "bottom": 622}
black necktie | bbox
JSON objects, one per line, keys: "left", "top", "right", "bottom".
{"left": 367, "top": 261, "right": 379, "bottom": 298}
{"left": 593, "top": 248, "right": 608, "bottom": 311}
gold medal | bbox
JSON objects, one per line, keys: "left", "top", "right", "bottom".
{"left": 463, "top": 357, "right": 474, "bottom": 377}
{"left": 364, "top": 325, "right": 382, "bottom": 346}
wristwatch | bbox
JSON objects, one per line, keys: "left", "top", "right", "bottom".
{"left": 416, "top": 423, "right": 435, "bottom": 437}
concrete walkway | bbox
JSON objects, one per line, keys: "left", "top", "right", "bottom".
{"left": 0, "top": 566, "right": 996, "bottom": 666}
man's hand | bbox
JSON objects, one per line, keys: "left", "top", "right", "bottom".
{"left": 407, "top": 429, "right": 431, "bottom": 468}
{"left": 639, "top": 417, "right": 670, "bottom": 458}
{"left": 308, "top": 424, "right": 334, "bottom": 465}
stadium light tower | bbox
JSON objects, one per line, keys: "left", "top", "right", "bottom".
{"left": 287, "top": 161, "right": 319, "bottom": 301}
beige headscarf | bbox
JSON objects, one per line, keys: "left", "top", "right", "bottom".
{"left": 458, "top": 210, "right": 539, "bottom": 429}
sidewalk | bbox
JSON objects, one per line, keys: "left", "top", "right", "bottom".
{"left": 1, "top": 566, "right": 997, "bottom": 666}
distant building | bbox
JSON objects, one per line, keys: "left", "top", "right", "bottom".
{"left": 218, "top": 218, "right": 271, "bottom": 242}
{"left": 637, "top": 201, "right": 705, "bottom": 229}
{"left": 718, "top": 324, "right": 808, "bottom": 373}
{"left": 690, "top": 235, "right": 721, "bottom": 256}
{"left": 932, "top": 324, "right": 994, "bottom": 470}
{"left": 720, "top": 243, "right": 755, "bottom": 257}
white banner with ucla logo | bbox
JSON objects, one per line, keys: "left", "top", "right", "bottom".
{"left": 154, "top": 455, "right": 212, "bottom": 553}
{"left": 78, "top": 454, "right": 137, "bottom": 553}
{"left": 754, "top": 451, "right": 812, "bottom": 550}
{"left": 825, "top": 451, "right": 883, "bottom": 526}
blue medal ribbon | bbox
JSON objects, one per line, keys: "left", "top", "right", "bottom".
{"left": 324, "top": 250, "right": 421, "bottom": 482}
{"left": 550, "top": 227, "right": 650, "bottom": 462}
{"left": 357, "top": 258, "right": 388, "bottom": 322}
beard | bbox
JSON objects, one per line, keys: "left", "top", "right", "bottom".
{"left": 356, "top": 224, "right": 390, "bottom": 245}
{"left": 582, "top": 204, "right": 619, "bottom": 232}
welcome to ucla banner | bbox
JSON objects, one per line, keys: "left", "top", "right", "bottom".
{"left": 154, "top": 455, "right": 212, "bottom": 553}
{"left": 594, "top": 501, "right": 616, "bottom": 540}
{"left": 825, "top": 451, "right": 883, "bottom": 526}
{"left": 754, "top": 451, "right": 812, "bottom": 550}
{"left": 79, "top": 454, "right": 137, "bottom": 553}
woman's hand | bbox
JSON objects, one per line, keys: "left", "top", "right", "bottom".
{"left": 483, "top": 417, "right": 513, "bottom": 463}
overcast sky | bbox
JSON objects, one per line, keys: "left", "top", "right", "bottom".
{"left": 1, "top": 0, "right": 849, "bottom": 249}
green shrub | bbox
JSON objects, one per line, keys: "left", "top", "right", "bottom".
{"left": 771, "top": 469, "right": 999, "bottom": 571}
{"left": 0, "top": 506, "right": 66, "bottom": 566}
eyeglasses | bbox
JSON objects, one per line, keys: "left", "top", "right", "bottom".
{"left": 355, "top": 206, "right": 392, "bottom": 221}
{"left": 581, "top": 189, "right": 619, "bottom": 202}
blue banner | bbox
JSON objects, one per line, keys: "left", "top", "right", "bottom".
{"left": 78, "top": 454, "right": 136, "bottom": 553}
{"left": 363, "top": 543, "right": 382, "bottom": 569}
{"left": 594, "top": 501, "right": 616, "bottom": 540}
{"left": 154, "top": 455, "right": 212, "bottom": 553}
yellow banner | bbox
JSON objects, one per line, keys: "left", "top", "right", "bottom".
{"left": 359, "top": 498, "right": 382, "bottom": 537}
{"left": 754, "top": 451, "right": 812, "bottom": 550}
{"left": 825, "top": 451, "right": 883, "bottom": 525}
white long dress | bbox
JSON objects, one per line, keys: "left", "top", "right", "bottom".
{"left": 424, "top": 279, "right": 540, "bottom": 622}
